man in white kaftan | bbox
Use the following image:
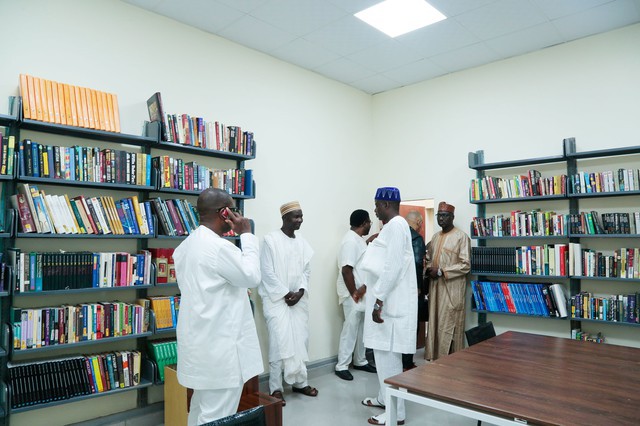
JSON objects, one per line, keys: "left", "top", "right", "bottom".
{"left": 259, "top": 201, "right": 317, "bottom": 405}
{"left": 361, "top": 187, "right": 417, "bottom": 426}
{"left": 174, "top": 188, "right": 262, "bottom": 425}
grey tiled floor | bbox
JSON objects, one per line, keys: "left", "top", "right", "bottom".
{"left": 279, "top": 353, "right": 478, "bottom": 426}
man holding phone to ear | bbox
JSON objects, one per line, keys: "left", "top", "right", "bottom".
{"left": 174, "top": 188, "right": 263, "bottom": 425}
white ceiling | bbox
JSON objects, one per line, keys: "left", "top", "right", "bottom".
{"left": 122, "top": 0, "right": 640, "bottom": 94}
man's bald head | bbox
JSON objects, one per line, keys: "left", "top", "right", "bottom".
{"left": 406, "top": 210, "right": 423, "bottom": 231}
{"left": 198, "top": 188, "right": 232, "bottom": 221}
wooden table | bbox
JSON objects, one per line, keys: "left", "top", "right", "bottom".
{"left": 385, "top": 331, "right": 640, "bottom": 425}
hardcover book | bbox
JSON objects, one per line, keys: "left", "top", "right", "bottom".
{"left": 147, "top": 92, "right": 169, "bottom": 141}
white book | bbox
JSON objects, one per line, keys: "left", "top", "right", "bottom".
{"left": 138, "top": 202, "right": 149, "bottom": 235}
{"left": 57, "top": 195, "right": 79, "bottom": 234}
{"left": 550, "top": 284, "right": 568, "bottom": 318}
{"left": 52, "top": 195, "right": 72, "bottom": 234}
{"left": 43, "top": 194, "right": 66, "bottom": 234}
{"left": 35, "top": 309, "right": 42, "bottom": 348}
{"left": 573, "top": 243, "right": 583, "bottom": 276}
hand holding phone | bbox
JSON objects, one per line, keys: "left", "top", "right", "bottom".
{"left": 221, "top": 207, "right": 252, "bottom": 234}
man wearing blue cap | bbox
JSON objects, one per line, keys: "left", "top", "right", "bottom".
{"left": 359, "top": 187, "right": 417, "bottom": 425}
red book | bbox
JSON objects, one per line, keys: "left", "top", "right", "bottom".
{"left": 500, "top": 282, "right": 517, "bottom": 313}
{"left": 165, "top": 200, "right": 185, "bottom": 236}
{"left": 11, "top": 194, "right": 37, "bottom": 233}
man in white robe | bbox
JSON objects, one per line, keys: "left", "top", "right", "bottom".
{"left": 361, "top": 187, "right": 417, "bottom": 426}
{"left": 335, "top": 209, "right": 377, "bottom": 381}
{"left": 174, "top": 188, "right": 262, "bottom": 425}
{"left": 259, "top": 201, "right": 317, "bottom": 406}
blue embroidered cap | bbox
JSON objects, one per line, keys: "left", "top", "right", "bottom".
{"left": 374, "top": 187, "right": 401, "bottom": 202}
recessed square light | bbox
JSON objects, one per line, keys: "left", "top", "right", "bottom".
{"left": 355, "top": 0, "right": 446, "bottom": 38}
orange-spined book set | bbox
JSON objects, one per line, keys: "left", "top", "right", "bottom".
{"left": 19, "top": 74, "right": 121, "bottom": 133}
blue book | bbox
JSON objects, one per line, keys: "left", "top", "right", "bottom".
{"left": 244, "top": 169, "right": 253, "bottom": 197}
{"left": 143, "top": 201, "right": 155, "bottom": 236}
{"left": 115, "top": 200, "right": 133, "bottom": 234}
{"left": 512, "top": 284, "right": 525, "bottom": 314}
{"left": 92, "top": 253, "right": 100, "bottom": 288}
{"left": 35, "top": 253, "right": 43, "bottom": 291}
{"left": 173, "top": 200, "right": 192, "bottom": 234}
{"left": 31, "top": 142, "right": 40, "bottom": 177}
{"left": 46, "top": 145, "right": 54, "bottom": 178}
{"left": 105, "top": 354, "right": 116, "bottom": 390}
{"left": 146, "top": 154, "right": 151, "bottom": 187}
{"left": 169, "top": 297, "right": 177, "bottom": 328}
{"left": 136, "top": 254, "right": 144, "bottom": 285}
{"left": 124, "top": 198, "right": 140, "bottom": 234}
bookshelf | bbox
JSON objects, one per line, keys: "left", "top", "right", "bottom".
{"left": 468, "top": 139, "right": 640, "bottom": 338}
{"left": 0, "top": 98, "right": 256, "bottom": 422}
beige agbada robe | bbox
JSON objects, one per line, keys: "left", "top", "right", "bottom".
{"left": 426, "top": 226, "right": 471, "bottom": 361}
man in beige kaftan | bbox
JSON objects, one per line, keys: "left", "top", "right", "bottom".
{"left": 425, "top": 201, "right": 471, "bottom": 361}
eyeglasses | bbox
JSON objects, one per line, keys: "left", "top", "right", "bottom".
{"left": 216, "top": 206, "right": 240, "bottom": 213}
{"left": 436, "top": 212, "right": 452, "bottom": 218}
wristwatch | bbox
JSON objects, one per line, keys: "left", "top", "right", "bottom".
{"left": 373, "top": 303, "right": 382, "bottom": 311}
{"left": 437, "top": 268, "right": 443, "bottom": 277}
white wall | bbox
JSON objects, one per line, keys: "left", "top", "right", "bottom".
{"left": 1, "top": 0, "right": 639, "bottom": 422}
{"left": 371, "top": 23, "right": 640, "bottom": 346}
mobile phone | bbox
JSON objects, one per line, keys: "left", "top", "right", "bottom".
{"left": 220, "top": 207, "right": 229, "bottom": 219}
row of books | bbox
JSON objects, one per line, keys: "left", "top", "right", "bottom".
{"left": 8, "top": 249, "right": 152, "bottom": 293}
{"left": 471, "top": 245, "right": 569, "bottom": 276}
{"left": 11, "top": 301, "right": 148, "bottom": 350}
{"left": 19, "top": 74, "right": 121, "bottom": 132}
{"left": 571, "top": 329, "right": 605, "bottom": 343}
{"left": 572, "top": 245, "right": 639, "bottom": 279}
{"left": 571, "top": 292, "right": 639, "bottom": 324}
{"left": 147, "top": 339, "right": 176, "bottom": 382}
{"left": 471, "top": 210, "right": 566, "bottom": 237}
{"left": 152, "top": 155, "right": 253, "bottom": 195}
{"left": 14, "top": 183, "right": 154, "bottom": 235}
{"left": 149, "top": 296, "right": 180, "bottom": 330}
{"left": 471, "top": 210, "right": 640, "bottom": 237}
{"left": 469, "top": 171, "right": 567, "bottom": 201}
{"left": 18, "top": 139, "right": 151, "bottom": 186}
{"left": 568, "top": 211, "right": 639, "bottom": 235}
{"left": 152, "top": 197, "right": 199, "bottom": 237}
{"left": 470, "top": 169, "right": 640, "bottom": 202}
{"left": 570, "top": 169, "right": 640, "bottom": 194}
{"left": 472, "top": 244, "right": 640, "bottom": 279}
{"left": 1, "top": 134, "right": 16, "bottom": 176}
{"left": 147, "top": 92, "right": 255, "bottom": 156}
{"left": 471, "top": 281, "right": 568, "bottom": 318}
{"left": 9, "top": 350, "right": 141, "bottom": 409}
{"left": 20, "top": 74, "right": 120, "bottom": 132}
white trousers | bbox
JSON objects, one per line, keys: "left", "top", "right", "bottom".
{"left": 373, "top": 349, "right": 405, "bottom": 421}
{"left": 336, "top": 298, "right": 367, "bottom": 371}
{"left": 269, "top": 359, "right": 308, "bottom": 394}
{"left": 188, "top": 383, "right": 243, "bottom": 426}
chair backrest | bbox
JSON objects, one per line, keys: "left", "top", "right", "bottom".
{"left": 200, "top": 406, "right": 266, "bottom": 426}
{"left": 465, "top": 321, "right": 496, "bottom": 346}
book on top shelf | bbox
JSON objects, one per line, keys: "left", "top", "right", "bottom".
{"left": 147, "top": 92, "right": 169, "bottom": 142}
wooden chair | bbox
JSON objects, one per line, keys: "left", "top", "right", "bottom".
{"left": 200, "top": 406, "right": 266, "bottom": 426}
{"left": 464, "top": 321, "right": 496, "bottom": 426}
